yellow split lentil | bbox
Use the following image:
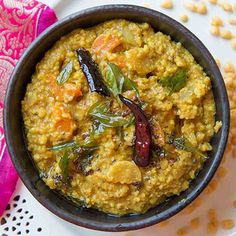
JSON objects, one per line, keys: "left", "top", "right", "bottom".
{"left": 221, "top": 219, "right": 235, "bottom": 230}
{"left": 22, "top": 19, "right": 218, "bottom": 215}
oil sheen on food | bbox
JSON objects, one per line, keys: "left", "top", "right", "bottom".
{"left": 22, "top": 20, "right": 220, "bottom": 215}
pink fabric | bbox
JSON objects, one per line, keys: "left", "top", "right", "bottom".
{"left": 0, "top": 0, "right": 57, "bottom": 216}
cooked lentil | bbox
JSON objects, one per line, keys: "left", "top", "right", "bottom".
{"left": 22, "top": 19, "right": 218, "bottom": 215}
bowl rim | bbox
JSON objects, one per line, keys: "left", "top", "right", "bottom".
{"left": 4, "top": 4, "right": 230, "bottom": 232}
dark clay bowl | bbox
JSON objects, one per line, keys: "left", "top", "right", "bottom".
{"left": 4, "top": 5, "right": 230, "bottom": 232}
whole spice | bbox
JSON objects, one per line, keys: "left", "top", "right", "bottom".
{"left": 76, "top": 48, "right": 109, "bottom": 96}
{"left": 119, "top": 94, "right": 151, "bottom": 167}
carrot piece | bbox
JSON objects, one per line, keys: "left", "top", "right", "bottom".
{"left": 92, "top": 34, "right": 121, "bottom": 54}
{"left": 47, "top": 75, "right": 82, "bottom": 102}
{"left": 63, "top": 83, "right": 82, "bottom": 102}
{"left": 55, "top": 118, "right": 74, "bottom": 133}
{"left": 52, "top": 103, "right": 75, "bottom": 140}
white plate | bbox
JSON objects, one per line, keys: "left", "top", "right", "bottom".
{"left": 1, "top": 0, "right": 236, "bottom": 235}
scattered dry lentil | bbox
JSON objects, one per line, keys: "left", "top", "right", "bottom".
{"left": 208, "top": 0, "right": 217, "bottom": 4}
{"left": 159, "top": 220, "right": 169, "bottom": 227}
{"left": 231, "top": 38, "right": 236, "bottom": 50}
{"left": 184, "top": 2, "right": 197, "bottom": 12}
{"left": 224, "top": 62, "right": 235, "bottom": 73}
{"left": 210, "top": 26, "right": 220, "bottom": 36}
{"left": 232, "top": 146, "right": 236, "bottom": 158}
{"left": 176, "top": 227, "right": 187, "bottom": 236}
{"left": 220, "top": 2, "right": 233, "bottom": 13}
{"left": 221, "top": 219, "right": 235, "bottom": 230}
{"left": 208, "top": 208, "right": 218, "bottom": 222}
{"left": 216, "top": 166, "right": 227, "bottom": 178}
{"left": 160, "top": 0, "right": 173, "bottom": 9}
{"left": 205, "top": 179, "right": 218, "bottom": 195}
{"left": 222, "top": 154, "right": 227, "bottom": 164}
{"left": 207, "top": 209, "right": 219, "bottom": 235}
{"left": 231, "top": 136, "right": 236, "bottom": 145}
{"left": 229, "top": 19, "right": 236, "bottom": 25}
{"left": 124, "top": 233, "right": 133, "bottom": 236}
{"left": 197, "top": 2, "right": 208, "bottom": 14}
{"left": 194, "top": 198, "right": 202, "bottom": 208}
{"left": 211, "top": 16, "right": 224, "bottom": 26}
{"left": 182, "top": 205, "right": 195, "bottom": 215}
{"left": 220, "top": 29, "right": 233, "bottom": 40}
{"left": 207, "top": 221, "right": 218, "bottom": 235}
{"left": 179, "top": 14, "right": 189, "bottom": 23}
{"left": 190, "top": 217, "right": 200, "bottom": 229}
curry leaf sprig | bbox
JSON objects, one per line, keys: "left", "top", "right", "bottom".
{"left": 88, "top": 99, "right": 128, "bottom": 127}
{"left": 159, "top": 69, "right": 187, "bottom": 94}
{"left": 106, "top": 63, "right": 140, "bottom": 102}
{"left": 56, "top": 61, "right": 73, "bottom": 85}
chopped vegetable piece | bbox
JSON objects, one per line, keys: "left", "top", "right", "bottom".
{"left": 56, "top": 61, "right": 73, "bottom": 85}
{"left": 50, "top": 75, "right": 82, "bottom": 102}
{"left": 55, "top": 118, "right": 74, "bottom": 133}
{"left": 76, "top": 48, "right": 110, "bottom": 96}
{"left": 107, "top": 161, "right": 142, "bottom": 184}
{"left": 91, "top": 34, "right": 121, "bottom": 54}
{"left": 159, "top": 69, "right": 187, "bottom": 94}
{"left": 88, "top": 99, "right": 128, "bottom": 127}
{"left": 59, "top": 151, "right": 69, "bottom": 182}
{"left": 119, "top": 94, "right": 152, "bottom": 167}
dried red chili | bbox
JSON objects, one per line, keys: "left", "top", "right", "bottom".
{"left": 119, "top": 94, "right": 151, "bottom": 167}
{"left": 76, "top": 48, "right": 110, "bottom": 96}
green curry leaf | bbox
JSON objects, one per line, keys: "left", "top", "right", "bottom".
{"left": 59, "top": 151, "right": 70, "bottom": 182}
{"left": 50, "top": 141, "right": 78, "bottom": 151}
{"left": 159, "top": 69, "right": 187, "bottom": 94}
{"left": 106, "top": 63, "right": 123, "bottom": 97}
{"left": 56, "top": 61, "right": 73, "bottom": 85}
{"left": 123, "top": 76, "right": 140, "bottom": 100}
{"left": 88, "top": 99, "right": 128, "bottom": 127}
{"left": 106, "top": 63, "right": 140, "bottom": 100}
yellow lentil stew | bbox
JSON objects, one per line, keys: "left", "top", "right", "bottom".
{"left": 22, "top": 19, "right": 221, "bottom": 215}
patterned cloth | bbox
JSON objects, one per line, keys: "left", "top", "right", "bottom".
{"left": 0, "top": 0, "right": 57, "bottom": 216}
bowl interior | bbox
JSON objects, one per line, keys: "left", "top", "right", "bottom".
{"left": 4, "top": 5, "right": 229, "bottom": 232}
